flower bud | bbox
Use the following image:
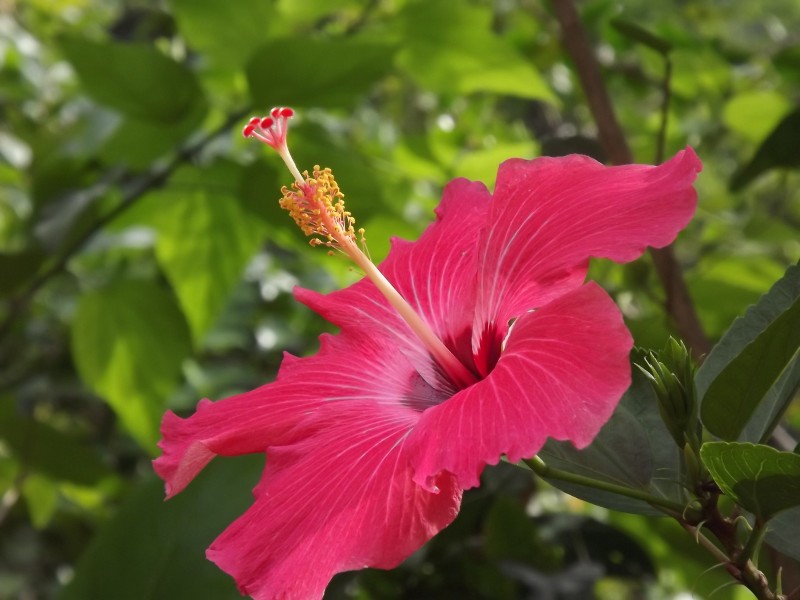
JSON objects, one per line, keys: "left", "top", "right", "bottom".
{"left": 637, "top": 338, "right": 698, "bottom": 450}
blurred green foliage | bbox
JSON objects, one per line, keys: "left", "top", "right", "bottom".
{"left": 0, "top": 0, "right": 798, "bottom": 598}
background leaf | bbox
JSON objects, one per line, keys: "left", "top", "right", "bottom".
{"left": 60, "top": 455, "right": 263, "bottom": 600}
{"left": 141, "top": 163, "right": 267, "bottom": 345}
{"left": 60, "top": 38, "right": 204, "bottom": 122}
{"left": 169, "top": 0, "right": 272, "bottom": 68}
{"left": 701, "top": 442, "right": 800, "bottom": 521}
{"left": 246, "top": 38, "right": 396, "bottom": 108}
{"left": 396, "top": 0, "right": 557, "bottom": 102}
{"left": 71, "top": 279, "right": 192, "bottom": 452}
{"left": 699, "top": 263, "right": 800, "bottom": 441}
{"left": 730, "top": 107, "right": 800, "bottom": 191}
{"left": 539, "top": 370, "right": 684, "bottom": 515}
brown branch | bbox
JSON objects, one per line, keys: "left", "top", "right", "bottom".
{"left": 548, "top": 0, "right": 712, "bottom": 359}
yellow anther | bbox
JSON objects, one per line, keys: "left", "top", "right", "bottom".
{"left": 279, "top": 166, "right": 360, "bottom": 252}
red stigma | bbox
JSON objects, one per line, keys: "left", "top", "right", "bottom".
{"left": 243, "top": 106, "right": 296, "bottom": 153}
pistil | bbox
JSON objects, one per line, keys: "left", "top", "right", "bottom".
{"left": 244, "top": 108, "right": 477, "bottom": 389}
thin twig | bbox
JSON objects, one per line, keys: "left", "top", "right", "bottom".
{"left": 547, "top": 0, "right": 712, "bottom": 359}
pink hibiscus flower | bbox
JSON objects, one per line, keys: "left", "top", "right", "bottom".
{"left": 154, "top": 108, "right": 701, "bottom": 600}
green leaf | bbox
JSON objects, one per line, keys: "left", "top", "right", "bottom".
{"left": 699, "top": 263, "right": 800, "bottom": 442}
{"left": 71, "top": 279, "right": 192, "bottom": 452}
{"left": 247, "top": 38, "right": 396, "bottom": 108}
{"left": 610, "top": 19, "right": 673, "bottom": 55}
{"left": 723, "top": 90, "right": 792, "bottom": 145}
{"left": 142, "top": 162, "right": 266, "bottom": 344}
{"left": 0, "top": 407, "right": 113, "bottom": 486}
{"left": 99, "top": 94, "right": 208, "bottom": 168}
{"left": 484, "top": 496, "right": 561, "bottom": 570}
{"left": 60, "top": 38, "right": 204, "bottom": 122}
{"left": 700, "top": 442, "right": 800, "bottom": 521}
{"left": 60, "top": 456, "right": 262, "bottom": 600}
{"left": 454, "top": 142, "right": 539, "bottom": 189}
{"left": 396, "top": 1, "right": 556, "bottom": 102}
{"left": 730, "top": 107, "right": 800, "bottom": 191}
{"left": 539, "top": 369, "right": 684, "bottom": 515}
{"left": 21, "top": 474, "right": 59, "bottom": 529}
{"left": 170, "top": 0, "right": 271, "bottom": 68}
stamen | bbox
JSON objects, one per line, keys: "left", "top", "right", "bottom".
{"left": 279, "top": 166, "right": 358, "bottom": 253}
{"left": 243, "top": 108, "right": 477, "bottom": 389}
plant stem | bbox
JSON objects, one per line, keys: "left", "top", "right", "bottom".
{"left": 678, "top": 522, "right": 730, "bottom": 565}
{"left": 740, "top": 523, "right": 769, "bottom": 568}
{"left": 523, "top": 456, "right": 689, "bottom": 515}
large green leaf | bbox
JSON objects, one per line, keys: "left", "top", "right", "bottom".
{"left": 141, "top": 162, "right": 266, "bottom": 344}
{"left": 700, "top": 442, "right": 800, "bottom": 521}
{"left": 538, "top": 370, "right": 684, "bottom": 515}
{"left": 699, "top": 263, "right": 800, "bottom": 442}
{"left": 170, "top": 0, "right": 271, "bottom": 68}
{"left": 247, "top": 38, "right": 396, "bottom": 108}
{"left": 60, "top": 38, "right": 204, "bottom": 122}
{"left": 99, "top": 95, "right": 208, "bottom": 169}
{"left": 396, "top": 0, "right": 556, "bottom": 102}
{"left": 60, "top": 455, "right": 262, "bottom": 600}
{"left": 730, "top": 107, "right": 800, "bottom": 191}
{"left": 71, "top": 279, "right": 192, "bottom": 452}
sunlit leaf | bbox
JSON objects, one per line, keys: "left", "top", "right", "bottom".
{"left": 396, "top": 0, "right": 557, "bottom": 102}
{"left": 21, "top": 473, "right": 59, "bottom": 529}
{"left": 71, "top": 279, "right": 192, "bottom": 452}
{"left": 701, "top": 442, "right": 800, "bottom": 521}
{"left": 454, "top": 142, "right": 538, "bottom": 189}
{"left": 143, "top": 163, "right": 267, "bottom": 344}
{"left": 723, "top": 90, "right": 792, "bottom": 145}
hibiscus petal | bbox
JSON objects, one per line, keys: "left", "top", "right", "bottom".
{"left": 297, "top": 177, "right": 491, "bottom": 375}
{"left": 154, "top": 330, "right": 446, "bottom": 498}
{"left": 206, "top": 402, "right": 462, "bottom": 600}
{"left": 408, "top": 282, "right": 633, "bottom": 490}
{"left": 474, "top": 148, "right": 701, "bottom": 354}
